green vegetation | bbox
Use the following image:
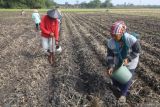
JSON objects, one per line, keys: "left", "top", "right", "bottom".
{"left": 0, "top": 0, "right": 113, "bottom": 9}
{"left": 0, "top": 9, "right": 48, "bottom": 12}
{"left": 0, "top": 8, "right": 160, "bottom": 18}
{"left": 60, "top": 8, "right": 160, "bottom": 18}
{"left": 110, "top": 8, "right": 160, "bottom": 18}
{"left": 61, "top": 8, "right": 108, "bottom": 12}
{"left": 0, "top": 0, "right": 56, "bottom": 8}
{"left": 79, "top": 0, "right": 113, "bottom": 8}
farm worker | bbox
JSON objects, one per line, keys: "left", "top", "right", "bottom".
{"left": 55, "top": 6, "right": 62, "bottom": 31}
{"left": 32, "top": 9, "right": 41, "bottom": 31}
{"left": 105, "top": 21, "right": 141, "bottom": 103}
{"left": 21, "top": 9, "right": 25, "bottom": 16}
{"left": 40, "top": 9, "right": 59, "bottom": 63}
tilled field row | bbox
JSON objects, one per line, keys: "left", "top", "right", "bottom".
{"left": 74, "top": 14, "right": 160, "bottom": 63}
{"left": 0, "top": 18, "right": 33, "bottom": 52}
{"left": 63, "top": 13, "right": 117, "bottom": 106}
{"left": 71, "top": 13, "right": 160, "bottom": 76}
{"left": 80, "top": 13, "right": 160, "bottom": 39}
{"left": 68, "top": 13, "right": 160, "bottom": 86}
{"left": 47, "top": 14, "right": 84, "bottom": 106}
{"left": 64, "top": 13, "right": 160, "bottom": 105}
{"left": 0, "top": 15, "right": 54, "bottom": 106}
{"left": 74, "top": 13, "right": 160, "bottom": 55}
{"left": 0, "top": 12, "right": 160, "bottom": 107}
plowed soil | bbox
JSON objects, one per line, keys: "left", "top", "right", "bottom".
{"left": 0, "top": 11, "right": 160, "bottom": 107}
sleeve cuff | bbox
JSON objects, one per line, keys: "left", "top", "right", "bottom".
{"left": 108, "top": 64, "right": 115, "bottom": 69}
{"left": 126, "top": 55, "right": 132, "bottom": 62}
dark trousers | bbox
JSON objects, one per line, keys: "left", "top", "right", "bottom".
{"left": 111, "top": 69, "right": 135, "bottom": 96}
{"left": 36, "top": 23, "right": 40, "bottom": 30}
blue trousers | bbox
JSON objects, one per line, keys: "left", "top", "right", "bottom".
{"left": 111, "top": 69, "right": 135, "bottom": 96}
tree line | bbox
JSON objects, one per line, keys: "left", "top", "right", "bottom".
{"left": 0, "top": 0, "right": 113, "bottom": 9}
{"left": 79, "top": 0, "right": 113, "bottom": 8}
{"left": 0, "top": 0, "right": 56, "bottom": 8}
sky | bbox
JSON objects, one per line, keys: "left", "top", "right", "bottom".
{"left": 54, "top": 0, "right": 160, "bottom": 5}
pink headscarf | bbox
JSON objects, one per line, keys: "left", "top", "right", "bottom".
{"left": 110, "top": 21, "right": 127, "bottom": 35}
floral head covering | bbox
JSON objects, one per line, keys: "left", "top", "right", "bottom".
{"left": 110, "top": 21, "right": 127, "bottom": 35}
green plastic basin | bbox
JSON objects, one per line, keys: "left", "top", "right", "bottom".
{"left": 112, "top": 65, "right": 132, "bottom": 84}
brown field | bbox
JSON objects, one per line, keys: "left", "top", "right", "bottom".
{"left": 0, "top": 11, "right": 160, "bottom": 107}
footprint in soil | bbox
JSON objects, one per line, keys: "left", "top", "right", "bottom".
{"left": 76, "top": 72, "right": 122, "bottom": 97}
{"left": 20, "top": 50, "right": 44, "bottom": 59}
{"left": 84, "top": 95, "right": 103, "bottom": 107}
{"left": 75, "top": 72, "right": 109, "bottom": 95}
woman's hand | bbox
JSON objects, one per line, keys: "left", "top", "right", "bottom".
{"left": 56, "top": 40, "right": 59, "bottom": 46}
{"left": 123, "top": 58, "right": 129, "bottom": 66}
{"left": 50, "top": 32, "right": 54, "bottom": 36}
{"left": 104, "top": 68, "right": 114, "bottom": 77}
{"left": 108, "top": 68, "right": 114, "bottom": 76}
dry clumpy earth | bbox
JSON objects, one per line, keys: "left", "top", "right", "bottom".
{"left": 0, "top": 11, "right": 160, "bottom": 107}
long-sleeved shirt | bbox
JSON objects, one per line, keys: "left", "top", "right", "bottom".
{"left": 40, "top": 15, "right": 59, "bottom": 41}
{"left": 32, "top": 12, "right": 41, "bottom": 24}
{"left": 106, "top": 32, "right": 141, "bottom": 69}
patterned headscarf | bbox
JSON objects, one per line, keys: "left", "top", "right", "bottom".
{"left": 110, "top": 21, "right": 127, "bottom": 35}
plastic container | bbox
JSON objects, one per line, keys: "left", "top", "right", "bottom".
{"left": 56, "top": 46, "right": 62, "bottom": 54}
{"left": 111, "top": 65, "right": 132, "bottom": 84}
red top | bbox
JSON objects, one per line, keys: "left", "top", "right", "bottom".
{"left": 40, "top": 15, "right": 59, "bottom": 41}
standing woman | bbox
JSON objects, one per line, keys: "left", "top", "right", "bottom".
{"left": 55, "top": 6, "right": 62, "bottom": 32}
{"left": 105, "top": 21, "right": 141, "bottom": 103}
{"left": 40, "top": 9, "right": 59, "bottom": 64}
{"left": 32, "top": 9, "right": 41, "bottom": 31}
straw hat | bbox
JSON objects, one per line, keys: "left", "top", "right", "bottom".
{"left": 47, "top": 9, "right": 59, "bottom": 19}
